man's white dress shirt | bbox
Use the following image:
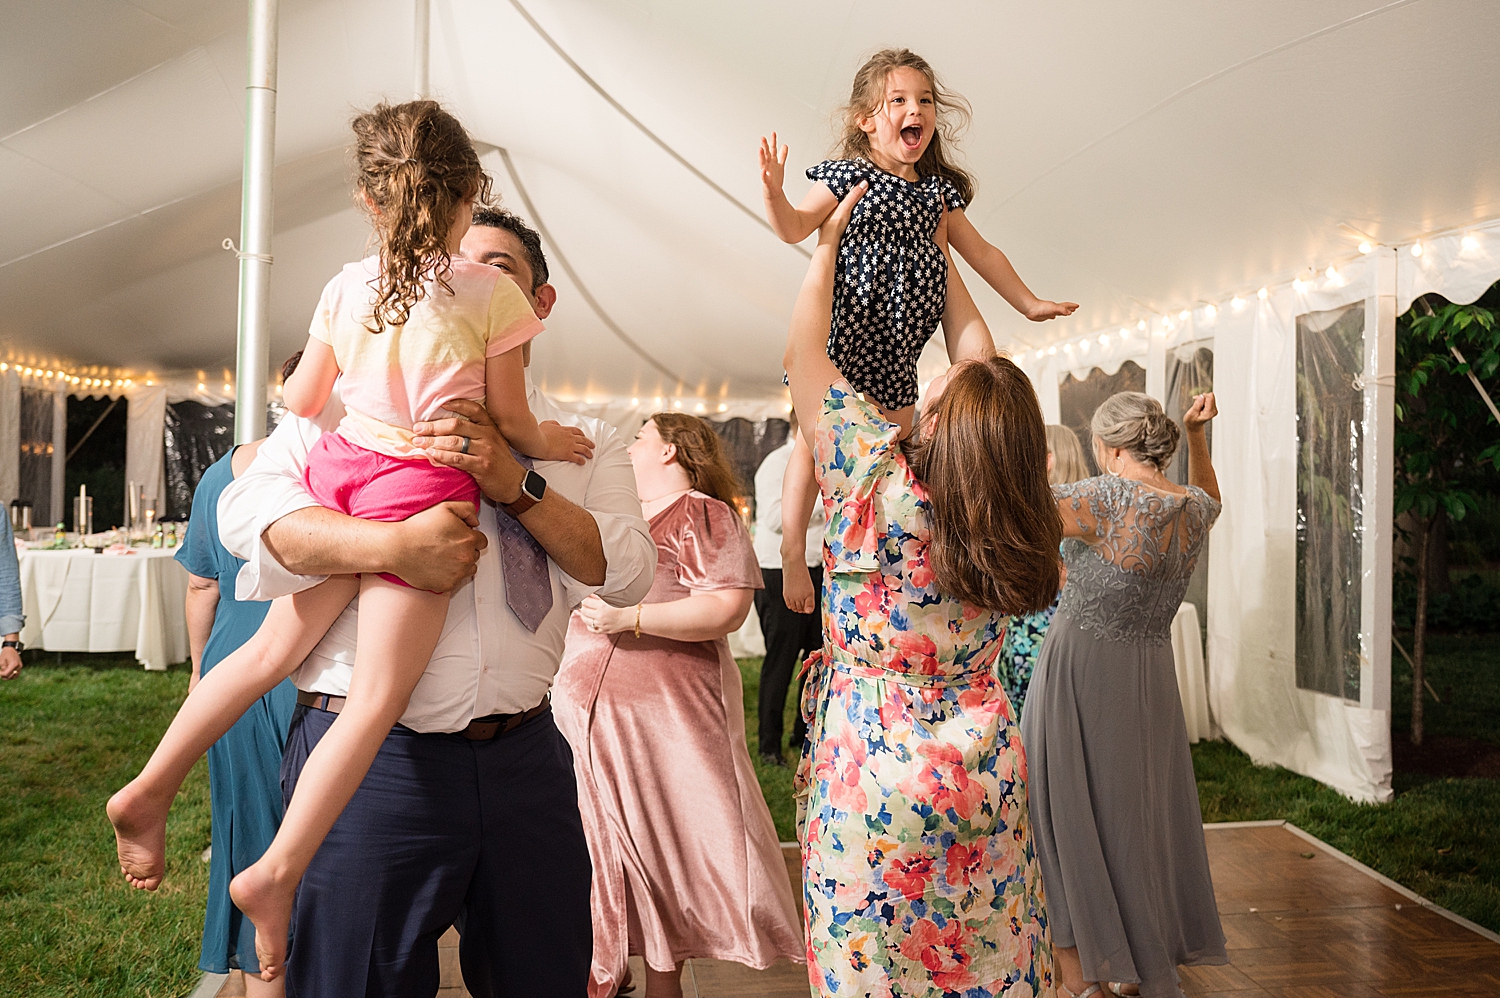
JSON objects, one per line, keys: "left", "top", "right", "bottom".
{"left": 217, "top": 374, "right": 656, "bottom": 733}
{"left": 752, "top": 437, "right": 825, "bottom": 570}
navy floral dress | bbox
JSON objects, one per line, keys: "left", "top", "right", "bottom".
{"left": 806, "top": 159, "right": 968, "bottom": 410}
{"left": 996, "top": 603, "right": 1056, "bottom": 719}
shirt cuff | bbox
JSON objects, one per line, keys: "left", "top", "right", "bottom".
{"left": 233, "top": 501, "right": 329, "bottom": 602}
{"left": 0, "top": 613, "right": 23, "bottom": 636}
{"left": 581, "top": 508, "right": 657, "bottom": 608}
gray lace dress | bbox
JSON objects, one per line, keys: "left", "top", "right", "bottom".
{"left": 1019, "top": 476, "right": 1226, "bottom": 996}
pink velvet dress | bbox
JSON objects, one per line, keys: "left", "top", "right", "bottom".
{"left": 553, "top": 491, "right": 805, "bottom": 997}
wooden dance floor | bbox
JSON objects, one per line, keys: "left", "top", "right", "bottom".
{"left": 209, "top": 821, "right": 1500, "bottom": 997}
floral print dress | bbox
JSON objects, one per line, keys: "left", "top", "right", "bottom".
{"left": 795, "top": 384, "right": 1052, "bottom": 998}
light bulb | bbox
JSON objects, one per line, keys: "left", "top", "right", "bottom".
{"left": 23, "top": 367, "right": 33, "bottom": 376}
{"left": 629, "top": 397, "right": 639, "bottom": 406}
{"left": 784, "top": 403, "right": 794, "bottom": 412}
{"left": 1137, "top": 320, "right": 1147, "bottom": 331}
{"left": 223, "top": 383, "right": 232, "bottom": 393}
{"left": 1047, "top": 346, "right": 1057, "bottom": 356}
{"left": 1292, "top": 278, "right": 1306, "bottom": 293}
{"left": 1034, "top": 349, "right": 1045, "bottom": 359}
{"left": 1325, "top": 266, "right": 1338, "bottom": 280}
{"left": 1231, "top": 296, "right": 1245, "bottom": 310}
{"left": 198, "top": 382, "right": 206, "bottom": 391}
{"left": 695, "top": 403, "right": 706, "bottom": 413}
{"left": 1257, "top": 287, "right": 1268, "bottom": 300}
{"left": 1411, "top": 242, "right": 1423, "bottom": 257}
{"left": 1119, "top": 326, "right": 1130, "bottom": 339}
{"left": 673, "top": 399, "right": 682, "bottom": 409}
{"left": 1462, "top": 234, "right": 1480, "bottom": 252}
{"left": 1079, "top": 340, "right": 1090, "bottom": 353}
{"left": 1063, "top": 343, "right": 1074, "bottom": 352}
{"left": 1098, "top": 334, "right": 1109, "bottom": 346}
{"left": 717, "top": 403, "right": 728, "bottom": 412}
{"left": 653, "top": 396, "right": 662, "bottom": 406}
{"left": 1204, "top": 304, "right": 1217, "bottom": 320}
{"left": 1358, "top": 241, "right": 1372, "bottom": 254}
{"left": 1178, "top": 309, "right": 1190, "bottom": 322}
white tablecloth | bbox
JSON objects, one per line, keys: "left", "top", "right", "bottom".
{"left": 1172, "top": 601, "right": 1213, "bottom": 743}
{"left": 18, "top": 547, "right": 190, "bottom": 671}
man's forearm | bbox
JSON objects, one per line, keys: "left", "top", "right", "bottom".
{"left": 263, "top": 506, "right": 398, "bottom": 577}
{"left": 517, "top": 491, "right": 606, "bottom": 586}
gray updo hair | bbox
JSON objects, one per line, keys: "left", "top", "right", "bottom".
{"left": 1090, "top": 391, "right": 1181, "bottom": 470}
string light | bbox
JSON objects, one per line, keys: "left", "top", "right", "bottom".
{"left": 1079, "top": 340, "right": 1090, "bottom": 354}
{"left": 1203, "top": 304, "right": 1217, "bottom": 321}
{"left": 1325, "top": 265, "right": 1339, "bottom": 280}
{"left": 1119, "top": 326, "right": 1130, "bottom": 339}
{"left": 1046, "top": 345, "right": 1058, "bottom": 356}
{"left": 1358, "top": 242, "right": 1372, "bottom": 254}
{"left": 717, "top": 403, "right": 728, "bottom": 412}
{"left": 1097, "top": 333, "right": 1109, "bottom": 346}
{"left": 1462, "top": 234, "right": 1480, "bottom": 252}
{"left": 629, "top": 397, "right": 639, "bottom": 406}
{"left": 1231, "top": 296, "right": 1245, "bottom": 310}
{"left": 1178, "top": 309, "right": 1190, "bottom": 322}
{"left": 1410, "top": 242, "right": 1423, "bottom": 257}
{"left": 1257, "top": 287, "right": 1269, "bottom": 300}
{"left": 1136, "top": 320, "right": 1147, "bottom": 332}
{"left": 1292, "top": 278, "right": 1307, "bottom": 293}
{"left": 1033, "top": 349, "right": 1045, "bottom": 359}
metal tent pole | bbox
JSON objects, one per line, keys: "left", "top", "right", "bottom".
{"left": 234, "top": 0, "right": 279, "bottom": 444}
{"left": 414, "top": 0, "right": 430, "bottom": 98}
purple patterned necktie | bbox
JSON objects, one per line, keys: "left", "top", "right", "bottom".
{"left": 496, "top": 453, "right": 553, "bottom": 632}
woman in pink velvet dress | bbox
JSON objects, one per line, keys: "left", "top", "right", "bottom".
{"left": 554, "top": 412, "right": 804, "bottom": 998}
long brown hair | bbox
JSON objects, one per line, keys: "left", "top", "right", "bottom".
{"left": 906, "top": 357, "right": 1061, "bottom": 614}
{"left": 836, "top": 48, "right": 975, "bottom": 206}
{"left": 351, "top": 100, "right": 493, "bottom": 333}
{"left": 650, "top": 413, "right": 744, "bottom": 506}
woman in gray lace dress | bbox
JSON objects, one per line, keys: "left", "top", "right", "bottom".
{"left": 1021, "top": 391, "right": 1226, "bottom": 998}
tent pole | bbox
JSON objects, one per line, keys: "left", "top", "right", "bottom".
{"left": 414, "top": 0, "right": 430, "bottom": 99}
{"left": 234, "top": 0, "right": 279, "bottom": 445}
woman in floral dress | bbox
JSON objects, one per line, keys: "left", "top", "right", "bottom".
{"left": 783, "top": 186, "right": 1062, "bottom": 998}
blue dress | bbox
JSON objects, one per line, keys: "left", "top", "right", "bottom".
{"left": 805, "top": 158, "right": 968, "bottom": 410}
{"left": 175, "top": 449, "right": 296, "bottom": 975}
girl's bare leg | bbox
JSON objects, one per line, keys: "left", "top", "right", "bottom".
{"left": 230, "top": 575, "right": 450, "bottom": 980}
{"left": 242, "top": 971, "right": 285, "bottom": 998}
{"left": 107, "top": 576, "right": 360, "bottom": 890}
{"left": 645, "top": 962, "right": 684, "bottom": 998}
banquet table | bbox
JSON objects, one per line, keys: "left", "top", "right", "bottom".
{"left": 18, "top": 547, "right": 190, "bottom": 671}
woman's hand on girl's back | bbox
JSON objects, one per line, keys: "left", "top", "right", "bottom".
{"left": 1183, "top": 392, "right": 1218, "bottom": 430}
{"left": 817, "top": 180, "right": 867, "bottom": 248}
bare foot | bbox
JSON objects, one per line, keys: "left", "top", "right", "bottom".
{"left": 230, "top": 861, "right": 297, "bottom": 981}
{"left": 106, "top": 781, "right": 172, "bottom": 891}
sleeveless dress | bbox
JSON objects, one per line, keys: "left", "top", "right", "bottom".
{"left": 796, "top": 384, "right": 1052, "bottom": 998}
{"left": 552, "top": 492, "right": 803, "bottom": 998}
{"left": 1020, "top": 476, "right": 1227, "bottom": 997}
{"left": 805, "top": 159, "right": 968, "bottom": 411}
{"left": 174, "top": 450, "right": 297, "bottom": 975}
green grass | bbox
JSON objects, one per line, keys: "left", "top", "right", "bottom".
{"left": 0, "top": 653, "right": 210, "bottom": 998}
{"left": 4, "top": 645, "right": 1494, "bottom": 996}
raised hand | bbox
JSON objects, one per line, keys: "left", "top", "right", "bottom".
{"left": 540, "top": 420, "right": 594, "bottom": 465}
{"left": 1183, "top": 392, "right": 1218, "bottom": 430}
{"left": 1025, "top": 299, "right": 1080, "bottom": 321}
{"left": 759, "top": 132, "right": 788, "bottom": 198}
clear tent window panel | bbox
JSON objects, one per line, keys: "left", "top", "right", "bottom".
{"left": 1058, "top": 361, "right": 1147, "bottom": 476}
{"left": 1167, "top": 343, "right": 1214, "bottom": 640}
{"left": 1295, "top": 304, "right": 1365, "bottom": 702}
{"left": 19, "top": 387, "right": 55, "bottom": 525}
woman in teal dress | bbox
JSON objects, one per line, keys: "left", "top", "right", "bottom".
{"left": 996, "top": 424, "right": 1089, "bottom": 717}
{"left": 175, "top": 442, "right": 296, "bottom": 994}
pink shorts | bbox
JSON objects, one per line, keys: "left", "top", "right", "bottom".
{"left": 305, "top": 431, "right": 481, "bottom": 587}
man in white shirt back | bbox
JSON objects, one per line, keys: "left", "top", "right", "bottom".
{"left": 751, "top": 418, "right": 824, "bottom": 766}
{"left": 217, "top": 208, "right": 655, "bottom": 998}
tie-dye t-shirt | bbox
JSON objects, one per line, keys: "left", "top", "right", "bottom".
{"left": 308, "top": 256, "right": 543, "bottom": 457}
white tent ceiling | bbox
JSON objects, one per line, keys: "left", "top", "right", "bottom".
{"left": 5, "top": 0, "right": 1500, "bottom": 403}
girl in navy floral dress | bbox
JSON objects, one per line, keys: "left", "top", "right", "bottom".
{"left": 760, "top": 47, "right": 1076, "bottom": 418}
{"left": 760, "top": 47, "right": 1078, "bottom": 625}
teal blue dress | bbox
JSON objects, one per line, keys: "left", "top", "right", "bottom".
{"left": 175, "top": 449, "right": 296, "bottom": 975}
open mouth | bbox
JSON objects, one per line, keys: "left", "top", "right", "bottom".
{"left": 900, "top": 125, "right": 923, "bottom": 149}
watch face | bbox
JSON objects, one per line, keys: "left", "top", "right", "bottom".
{"left": 523, "top": 469, "right": 547, "bottom": 501}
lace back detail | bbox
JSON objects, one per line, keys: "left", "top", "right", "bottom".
{"left": 1054, "top": 476, "right": 1221, "bottom": 643}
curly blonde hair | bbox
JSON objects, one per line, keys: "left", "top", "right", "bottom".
{"left": 835, "top": 48, "right": 975, "bottom": 206}
{"left": 351, "top": 100, "right": 493, "bottom": 333}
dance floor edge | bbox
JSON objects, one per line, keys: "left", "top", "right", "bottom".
{"left": 206, "top": 821, "right": 1500, "bottom": 997}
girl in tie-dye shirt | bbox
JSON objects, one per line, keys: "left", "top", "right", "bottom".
{"left": 108, "top": 101, "right": 590, "bottom": 981}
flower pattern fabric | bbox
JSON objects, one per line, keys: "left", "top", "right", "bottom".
{"left": 806, "top": 159, "right": 968, "bottom": 411}
{"left": 795, "top": 384, "right": 1052, "bottom": 998}
{"left": 995, "top": 604, "right": 1056, "bottom": 719}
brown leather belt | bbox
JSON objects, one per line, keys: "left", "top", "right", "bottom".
{"left": 295, "top": 690, "right": 551, "bottom": 741}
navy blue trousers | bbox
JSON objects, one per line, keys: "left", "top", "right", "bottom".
{"left": 280, "top": 704, "right": 592, "bottom": 998}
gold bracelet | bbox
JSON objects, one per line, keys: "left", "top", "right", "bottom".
{"left": 634, "top": 604, "right": 642, "bottom": 639}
